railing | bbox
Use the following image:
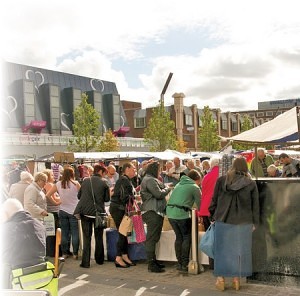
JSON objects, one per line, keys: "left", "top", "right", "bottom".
{"left": 0, "top": 133, "right": 149, "bottom": 148}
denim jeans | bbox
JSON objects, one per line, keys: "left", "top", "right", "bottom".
{"left": 168, "top": 218, "right": 192, "bottom": 268}
{"left": 59, "top": 210, "right": 79, "bottom": 256}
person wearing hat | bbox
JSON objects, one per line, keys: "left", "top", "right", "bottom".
{"left": 8, "top": 171, "right": 34, "bottom": 206}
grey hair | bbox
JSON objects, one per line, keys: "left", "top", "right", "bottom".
{"left": 210, "top": 157, "right": 220, "bottom": 168}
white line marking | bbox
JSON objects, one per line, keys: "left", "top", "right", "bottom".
{"left": 179, "top": 289, "right": 190, "bottom": 296}
{"left": 76, "top": 274, "right": 89, "bottom": 280}
{"left": 150, "top": 286, "right": 158, "bottom": 289}
{"left": 135, "top": 287, "right": 147, "bottom": 296}
{"left": 58, "top": 279, "right": 89, "bottom": 296}
{"left": 113, "top": 283, "right": 127, "bottom": 290}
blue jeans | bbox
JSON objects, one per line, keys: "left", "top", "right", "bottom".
{"left": 59, "top": 210, "right": 79, "bottom": 256}
{"left": 168, "top": 218, "right": 192, "bottom": 268}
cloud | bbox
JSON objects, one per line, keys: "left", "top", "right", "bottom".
{"left": 3, "top": 0, "right": 300, "bottom": 114}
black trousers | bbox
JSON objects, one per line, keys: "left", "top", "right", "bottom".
{"left": 80, "top": 215, "right": 104, "bottom": 267}
{"left": 142, "top": 211, "right": 164, "bottom": 261}
{"left": 168, "top": 217, "right": 192, "bottom": 268}
{"left": 109, "top": 206, "right": 128, "bottom": 257}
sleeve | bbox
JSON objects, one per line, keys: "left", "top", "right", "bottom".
{"left": 193, "top": 187, "right": 201, "bottom": 210}
{"left": 146, "top": 178, "right": 171, "bottom": 200}
{"left": 208, "top": 177, "right": 222, "bottom": 217}
{"left": 24, "top": 188, "right": 44, "bottom": 217}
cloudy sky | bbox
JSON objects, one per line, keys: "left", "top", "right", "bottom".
{"left": 2, "top": 0, "right": 300, "bottom": 111}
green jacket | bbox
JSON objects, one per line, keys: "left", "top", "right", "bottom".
{"left": 250, "top": 154, "right": 274, "bottom": 177}
{"left": 166, "top": 175, "right": 201, "bottom": 220}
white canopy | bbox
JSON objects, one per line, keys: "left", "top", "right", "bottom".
{"left": 228, "top": 107, "right": 300, "bottom": 144}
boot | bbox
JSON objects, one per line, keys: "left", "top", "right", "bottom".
{"left": 154, "top": 259, "right": 165, "bottom": 269}
{"left": 148, "top": 260, "right": 165, "bottom": 273}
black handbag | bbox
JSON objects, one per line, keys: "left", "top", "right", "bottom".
{"left": 94, "top": 211, "right": 107, "bottom": 229}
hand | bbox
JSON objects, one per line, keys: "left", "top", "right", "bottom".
{"left": 41, "top": 210, "right": 48, "bottom": 216}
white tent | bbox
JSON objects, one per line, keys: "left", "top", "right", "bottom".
{"left": 228, "top": 107, "right": 300, "bottom": 144}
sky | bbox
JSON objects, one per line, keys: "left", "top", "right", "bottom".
{"left": 2, "top": 0, "right": 300, "bottom": 112}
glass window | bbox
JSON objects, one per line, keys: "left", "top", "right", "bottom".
{"left": 24, "top": 81, "right": 34, "bottom": 93}
{"left": 221, "top": 120, "right": 227, "bottom": 130}
{"left": 50, "top": 96, "right": 59, "bottom": 108}
{"left": 24, "top": 93, "right": 35, "bottom": 104}
{"left": 51, "top": 107, "right": 59, "bottom": 118}
{"left": 185, "top": 114, "right": 193, "bottom": 126}
{"left": 50, "top": 85, "right": 59, "bottom": 97}
{"left": 134, "top": 117, "right": 146, "bottom": 128}
{"left": 256, "top": 112, "right": 264, "bottom": 117}
{"left": 198, "top": 117, "right": 203, "bottom": 127}
{"left": 231, "top": 122, "right": 238, "bottom": 131}
{"left": 266, "top": 111, "right": 273, "bottom": 116}
{"left": 24, "top": 104, "right": 35, "bottom": 117}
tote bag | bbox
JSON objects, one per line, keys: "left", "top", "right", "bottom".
{"left": 128, "top": 198, "right": 146, "bottom": 244}
{"left": 199, "top": 223, "right": 215, "bottom": 258}
{"left": 119, "top": 215, "right": 133, "bottom": 236}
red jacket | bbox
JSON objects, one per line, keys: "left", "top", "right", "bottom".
{"left": 198, "top": 166, "right": 219, "bottom": 216}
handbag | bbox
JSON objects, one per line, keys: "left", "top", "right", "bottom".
{"left": 128, "top": 197, "right": 146, "bottom": 244}
{"left": 199, "top": 223, "right": 215, "bottom": 258}
{"left": 89, "top": 177, "right": 108, "bottom": 229}
{"left": 119, "top": 215, "right": 133, "bottom": 236}
{"left": 95, "top": 211, "right": 108, "bottom": 229}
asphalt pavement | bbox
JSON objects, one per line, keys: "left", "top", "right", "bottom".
{"left": 57, "top": 258, "right": 300, "bottom": 296}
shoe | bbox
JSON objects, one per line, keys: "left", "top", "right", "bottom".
{"left": 73, "top": 255, "right": 78, "bottom": 260}
{"left": 176, "top": 264, "right": 182, "bottom": 271}
{"left": 180, "top": 266, "right": 188, "bottom": 273}
{"left": 154, "top": 260, "right": 165, "bottom": 269}
{"left": 148, "top": 261, "right": 165, "bottom": 273}
{"left": 123, "top": 259, "right": 136, "bottom": 266}
{"left": 96, "top": 261, "right": 104, "bottom": 265}
{"left": 62, "top": 254, "right": 69, "bottom": 259}
{"left": 216, "top": 278, "right": 225, "bottom": 291}
{"left": 115, "top": 261, "right": 129, "bottom": 268}
{"left": 232, "top": 279, "right": 240, "bottom": 291}
{"left": 79, "top": 264, "right": 90, "bottom": 268}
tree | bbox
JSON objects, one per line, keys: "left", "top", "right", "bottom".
{"left": 67, "top": 93, "right": 101, "bottom": 152}
{"left": 98, "top": 129, "right": 120, "bottom": 152}
{"left": 233, "top": 114, "right": 253, "bottom": 151}
{"left": 143, "top": 105, "right": 177, "bottom": 152}
{"left": 198, "top": 106, "right": 221, "bottom": 151}
{"left": 176, "top": 137, "right": 188, "bottom": 153}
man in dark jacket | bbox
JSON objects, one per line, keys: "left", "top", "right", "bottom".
{"left": 74, "top": 164, "right": 110, "bottom": 268}
{"left": 1, "top": 198, "right": 46, "bottom": 288}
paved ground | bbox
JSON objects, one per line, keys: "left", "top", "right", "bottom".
{"left": 58, "top": 258, "right": 300, "bottom": 296}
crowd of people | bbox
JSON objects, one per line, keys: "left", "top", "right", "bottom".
{"left": 1, "top": 149, "right": 300, "bottom": 291}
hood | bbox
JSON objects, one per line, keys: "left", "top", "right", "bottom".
{"left": 224, "top": 174, "right": 252, "bottom": 191}
{"left": 177, "top": 175, "right": 196, "bottom": 186}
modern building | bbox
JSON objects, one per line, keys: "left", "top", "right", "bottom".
{"left": 1, "top": 61, "right": 147, "bottom": 157}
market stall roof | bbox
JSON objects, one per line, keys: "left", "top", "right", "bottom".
{"left": 228, "top": 107, "right": 300, "bottom": 144}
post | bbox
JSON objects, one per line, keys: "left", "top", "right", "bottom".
{"left": 188, "top": 209, "right": 201, "bottom": 274}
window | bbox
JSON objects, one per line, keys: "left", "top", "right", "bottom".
{"left": 266, "top": 111, "right": 273, "bottom": 116}
{"left": 134, "top": 117, "right": 146, "bottom": 128}
{"left": 198, "top": 117, "right": 203, "bottom": 127}
{"left": 185, "top": 114, "right": 193, "bottom": 126}
{"left": 221, "top": 120, "right": 228, "bottom": 130}
{"left": 256, "top": 112, "right": 264, "bottom": 117}
{"left": 231, "top": 122, "right": 238, "bottom": 131}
